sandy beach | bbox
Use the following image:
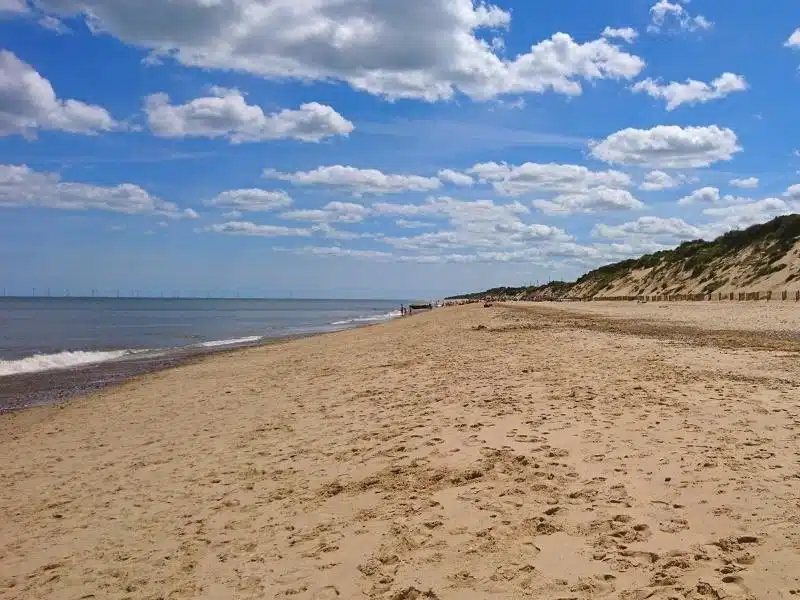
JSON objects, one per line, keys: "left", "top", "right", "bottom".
{"left": 2, "top": 302, "right": 800, "bottom": 600}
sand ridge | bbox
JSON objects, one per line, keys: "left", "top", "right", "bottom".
{"left": 2, "top": 303, "right": 800, "bottom": 599}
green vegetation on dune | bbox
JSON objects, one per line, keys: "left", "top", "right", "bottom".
{"left": 447, "top": 281, "right": 572, "bottom": 301}
{"left": 448, "top": 214, "right": 800, "bottom": 300}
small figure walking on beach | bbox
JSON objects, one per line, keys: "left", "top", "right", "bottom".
{"left": 400, "top": 304, "right": 406, "bottom": 316}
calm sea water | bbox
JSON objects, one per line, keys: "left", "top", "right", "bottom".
{"left": 0, "top": 297, "right": 407, "bottom": 376}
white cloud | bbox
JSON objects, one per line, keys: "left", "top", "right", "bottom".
{"left": 784, "top": 184, "right": 800, "bottom": 201}
{"left": 437, "top": 169, "right": 474, "bottom": 186}
{"left": 678, "top": 186, "right": 721, "bottom": 205}
{"left": 730, "top": 176, "right": 759, "bottom": 189}
{"left": 785, "top": 28, "right": 800, "bottom": 48}
{"left": 205, "top": 221, "right": 312, "bottom": 237}
{"left": 309, "top": 223, "right": 368, "bottom": 240}
{"left": 640, "top": 170, "right": 685, "bottom": 191}
{"left": 0, "top": 163, "right": 195, "bottom": 218}
{"left": 282, "top": 201, "right": 370, "bottom": 223}
{"left": 590, "top": 125, "right": 741, "bottom": 168}
{"left": 373, "top": 195, "right": 528, "bottom": 220}
{"left": 648, "top": 0, "right": 712, "bottom": 34}
{"left": 0, "top": 50, "right": 120, "bottom": 137}
{"left": 469, "top": 161, "right": 631, "bottom": 196}
{"left": 586, "top": 215, "right": 715, "bottom": 265}
{"left": 494, "top": 97, "right": 526, "bottom": 110}
{"left": 33, "top": 1, "right": 644, "bottom": 101}
{"left": 593, "top": 216, "right": 704, "bottom": 241}
{"left": 145, "top": 89, "right": 352, "bottom": 143}
{"left": 396, "top": 219, "right": 435, "bottom": 229}
{"left": 384, "top": 223, "right": 567, "bottom": 252}
{"left": 278, "top": 209, "right": 327, "bottom": 222}
{"left": 703, "top": 198, "right": 799, "bottom": 230}
{"left": 376, "top": 195, "right": 570, "bottom": 255}
{"left": 602, "top": 27, "right": 638, "bottom": 43}
{"left": 0, "top": 0, "right": 27, "bottom": 13}
{"left": 204, "top": 189, "right": 293, "bottom": 212}
{"left": 497, "top": 32, "right": 645, "bottom": 98}
{"left": 38, "top": 14, "right": 70, "bottom": 33}
{"left": 534, "top": 187, "right": 644, "bottom": 215}
{"left": 264, "top": 165, "right": 441, "bottom": 196}
{"left": 632, "top": 73, "right": 747, "bottom": 110}
{"left": 286, "top": 246, "right": 394, "bottom": 260}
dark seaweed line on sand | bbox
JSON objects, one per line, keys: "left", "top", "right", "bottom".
{"left": 499, "top": 304, "right": 800, "bottom": 353}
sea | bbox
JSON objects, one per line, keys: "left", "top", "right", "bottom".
{"left": 0, "top": 297, "right": 408, "bottom": 411}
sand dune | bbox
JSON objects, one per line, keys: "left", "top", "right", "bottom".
{"left": 2, "top": 303, "right": 800, "bottom": 599}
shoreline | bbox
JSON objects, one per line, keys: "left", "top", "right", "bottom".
{"left": 0, "top": 325, "right": 371, "bottom": 414}
{"left": 3, "top": 303, "right": 799, "bottom": 599}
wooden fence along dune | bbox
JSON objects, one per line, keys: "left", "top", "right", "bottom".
{"left": 448, "top": 290, "right": 800, "bottom": 303}
{"left": 591, "top": 290, "right": 800, "bottom": 302}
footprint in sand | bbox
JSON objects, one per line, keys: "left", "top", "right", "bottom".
{"left": 312, "top": 585, "right": 341, "bottom": 598}
{"left": 658, "top": 518, "right": 689, "bottom": 533}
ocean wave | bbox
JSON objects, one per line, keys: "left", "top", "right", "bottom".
{"left": 0, "top": 350, "right": 132, "bottom": 377}
{"left": 330, "top": 309, "right": 402, "bottom": 326}
{"left": 197, "top": 336, "right": 263, "bottom": 348}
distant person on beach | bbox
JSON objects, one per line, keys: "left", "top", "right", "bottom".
{"left": 400, "top": 304, "right": 406, "bottom": 316}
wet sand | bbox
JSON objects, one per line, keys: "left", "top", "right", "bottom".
{"left": 0, "top": 352, "right": 194, "bottom": 413}
{"left": 2, "top": 302, "right": 800, "bottom": 599}
{"left": 0, "top": 336, "right": 309, "bottom": 413}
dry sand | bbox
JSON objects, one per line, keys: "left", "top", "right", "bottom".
{"left": 2, "top": 302, "right": 800, "bottom": 600}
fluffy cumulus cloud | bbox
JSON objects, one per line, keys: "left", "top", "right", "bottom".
{"left": 285, "top": 246, "right": 394, "bottom": 260}
{"left": 496, "top": 32, "right": 645, "bottom": 98}
{"left": 601, "top": 27, "right": 638, "bottom": 43}
{"left": 640, "top": 170, "right": 685, "bottom": 191}
{"left": 205, "top": 221, "right": 312, "bottom": 237}
{"left": 145, "top": 89, "right": 352, "bottom": 143}
{"left": 703, "top": 198, "right": 800, "bottom": 230}
{"left": 374, "top": 196, "right": 570, "bottom": 257}
{"left": 678, "top": 186, "right": 721, "bottom": 205}
{"left": 396, "top": 219, "right": 435, "bottom": 229}
{"left": 0, "top": 164, "right": 196, "bottom": 217}
{"left": 648, "top": 0, "right": 712, "bottom": 34}
{"left": 308, "top": 222, "right": 371, "bottom": 240}
{"left": 730, "top": 177, "right": 759, "bottom": 189}
{"left": 590, "top": 125, "right": 741, "bottom": 168}
{"left": 0, "top": 50, "right": 120, "bottom": 137}
{"left": 784, "top": 184, "right": 800, "bottom": 200}
{"left": 257, "top": 190, "right": 679, "bottom": 265}
{"left": 632, "top": 73, "right": 747, "bottom": 111}
{"left": 469, "top": 161, "right": 631, "bottom": 196}
{"left": 263, "top": 165, "right": 442, "bottom": 196}
{"left": 0, "top": 0, "right": 27, "bottom": 13}
{"left": 204, "top": 189, "right": 293, "bottom": 212}
{"left": 437, "top": 169, "right": 474, "bottom": 186}
{"left": 282, "top": 201, "right": 371, "bottom": 223}
{"left": 533, "top": 187, "right": 644, "bottom": 215}
{"left": 593, "top": 216, "right": 704, "bottom": 242}
{"left": 30, "top": 1, "right": 644, "bottom": 101}
{"left": 677, "top": 187, "right": 755, "bottom": 208}
{"left": 785, "top": 28, "right": 800, "bottom": 48}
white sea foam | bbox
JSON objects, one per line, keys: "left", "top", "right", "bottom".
{"left": 198, "top": 336, "right": 263, "bottom": 348}
{"left": 330, "top": 309, "right": 402, "bottom": 326}
{"left": 0, "top": 350, "right": 131, "bottom": 377}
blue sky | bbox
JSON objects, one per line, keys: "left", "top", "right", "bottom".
{"left": 1, "top": 0, "right": 800, "bottom": 298}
